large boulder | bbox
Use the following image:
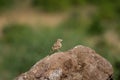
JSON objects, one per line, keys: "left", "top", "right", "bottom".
{"left": 15, "top": 45, "right": 113, "bottom": 80}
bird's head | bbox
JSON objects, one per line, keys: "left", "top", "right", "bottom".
{"left": 57, "top": 39, "right": 63, "bottom": 42}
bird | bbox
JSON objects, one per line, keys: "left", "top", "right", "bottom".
{"left": 50, "top": 39, "right": 63, "bottom": 53}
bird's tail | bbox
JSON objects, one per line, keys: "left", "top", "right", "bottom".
{"left": 49, "top": 49, "right": 54, "bottom": 55}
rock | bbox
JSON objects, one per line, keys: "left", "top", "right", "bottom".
{"left": 15, "top": 45, "right": 113, "bottom": 80}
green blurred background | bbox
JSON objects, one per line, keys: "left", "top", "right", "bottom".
{"left": 0, "top": 0, "right": 120, "bottom": 80}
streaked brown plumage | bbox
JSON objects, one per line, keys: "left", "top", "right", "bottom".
{"left": 52, "top": 39, "right": 63, "bottom": 52}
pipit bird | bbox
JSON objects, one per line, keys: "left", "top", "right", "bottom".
{"left": 51, "top": 39, "right": 63, "bottom": 53}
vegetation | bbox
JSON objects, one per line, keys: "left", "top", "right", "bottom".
{"left": 0, "top": 0, "right": 120, "bottom": 80}
{"left": 32, "top": 0, "right": 87, "bottom": 12}
{"left": 0, "top": 0, "right": 14, "bottom": 11}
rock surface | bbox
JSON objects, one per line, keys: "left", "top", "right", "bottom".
{"left": 15, "top": 45, "right": 113, "bottom": 80}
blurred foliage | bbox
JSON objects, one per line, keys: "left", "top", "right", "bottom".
{"left": 32, "top": 0, "right": 120, "bottom": 19}
{"left": 0, "top": 0, "right": 120, "bottom": 80}
{"left": 59, "top": 11, "right": 81, "bottom": 30}
{"left": 87, "top": 17, "right": 104, "bottom": 36}
{"left": 32, "top": 0, "right": 71, "bottom": 11}
{"left": 2, "top": 24, "right": 33, "bottom": 45}
{"left": 0, "top": 0, "right": 14, "bottom": 11}
{"left": 115, "top": 25, "right": 120, "bottom": 36}
{"left": 32, "top": 0, "right": 87, "bottom": 12}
